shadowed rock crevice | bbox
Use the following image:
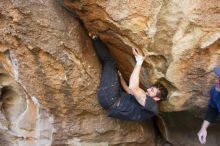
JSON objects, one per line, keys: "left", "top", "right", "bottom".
{"left": 0, "top": 51, "right": 54, "bottom": 145}
{"left": 152, "top": 116, "right": 173, "bottom": 146}
{"left": 160, "top": 111, "right": 220, "bottom": 146}
{"left": 1, "top": 85, "right": 27, "bottom": 122}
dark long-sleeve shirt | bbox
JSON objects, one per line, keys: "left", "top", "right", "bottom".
{"left": 204, "top": 85, "right": 220, "bottom": 122}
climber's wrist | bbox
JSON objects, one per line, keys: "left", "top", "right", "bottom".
{"left": 135, "top": 55, "right": 144, "bottom": 65}
{"left": 136, "top": 60, "right": 143, "bottom": 65}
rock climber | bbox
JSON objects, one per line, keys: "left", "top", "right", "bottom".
{"left": 90, "top": 34, "right": 168, "bottom": 121}
{"left": 197, "top": 67, "right": 220, "bottom": 144}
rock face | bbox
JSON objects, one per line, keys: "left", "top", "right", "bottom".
{"left": 0, "top": 0, "right": 220, "bottom": 146}
{"left": 0, "top": 0, "right": 156, "bottom": 146}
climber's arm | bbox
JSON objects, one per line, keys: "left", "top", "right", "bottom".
{"left": 118, "top": 71, "right": 133, "bottom": 94}
{"left": 129, "top": 63, "right": 146, "bottom": 107}
{"left": 128, "top": 48, "right": 146, "bottom": 107}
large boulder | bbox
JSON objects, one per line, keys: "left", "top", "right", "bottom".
{"left": 63, "top": 0, "right": 220, "bottom": 145}
{"left": 0, "top": 0, "right": 219, "bottom": 145}
{"left": 0, "top": 0, "right": 156, "bottom": 146}
{"left": 64, "top": 0, "right": 220, "bottom": 112}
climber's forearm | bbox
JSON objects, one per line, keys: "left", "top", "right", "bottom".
{"left": 119, "top": 75, "right": 133, "bottom": 94}
{"left": 129, "top": 64, "right": 142, "bottom": 90}
{"left": 200, "top": 120, "right": 210, "bottom": 130}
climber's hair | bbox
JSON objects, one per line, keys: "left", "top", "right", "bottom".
{"left": 153, "top": 82, "right": 168, "bottom": 100}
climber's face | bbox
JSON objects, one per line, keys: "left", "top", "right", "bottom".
{"left": 216, "top": 77, "right": 220, "bottom": 86}
{"left": 215, "top": 77, "right": 220, "bottom": 91}
{"left": 146, "top": 87, "right": 160, "bottom": 101}
{"left": 214, "top": 67, "right": 220, "bottom": 91}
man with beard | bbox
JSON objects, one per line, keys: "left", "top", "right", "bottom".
{"left": 90, "top": 34, "right": 168, "bottom": 121}
{"left": 197, "top": 67, "right": 220, "bottom": 144}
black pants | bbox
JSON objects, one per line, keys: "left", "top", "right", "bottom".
{"left": 92, "top": 38, "right": 121, "bottom": 109}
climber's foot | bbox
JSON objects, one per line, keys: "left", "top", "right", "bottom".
{"left": 88, "top": 31, "right": 98, "bottom": 39}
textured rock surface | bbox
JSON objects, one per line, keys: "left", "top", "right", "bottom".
{"left": 64, "top": 0, "right": 220, "bottom": 112}
{"left": 0, "top": 0, "right": 156, "bottom": 146}
{"left": 0, "top": 0, "right": 220, "bottom": 145}
{"left": 0, "top": 62, "right": 54, "bottom": 146}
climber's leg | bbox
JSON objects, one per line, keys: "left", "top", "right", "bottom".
{"left": 92, "top": 37, "right": 114, "bottom": 64}
{"left": 92, "top": 37, "right": 121, "bottom": 109}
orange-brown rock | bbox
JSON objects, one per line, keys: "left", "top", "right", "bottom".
{"left": 0, "top": 0, "right": 220, "bottom": 145}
